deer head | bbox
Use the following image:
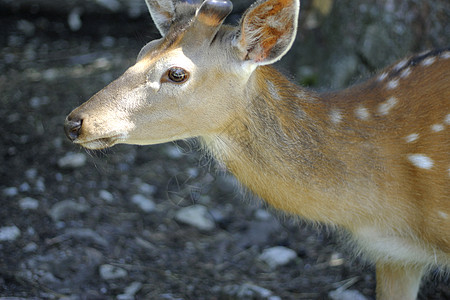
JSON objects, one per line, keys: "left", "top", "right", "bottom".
{"left": 64, "top": 0, "right": 300, "bottom": 150}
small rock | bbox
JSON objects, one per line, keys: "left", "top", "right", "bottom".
{"left": 138, "top": 183, "right": 157, "bottom": 195}
{"left": 3, "top": 187, "right": 18, "bottom": 197}
{"left": 237, "top": 220, "right": 281, "bottom": 249}
{"left": 25, "top": 168, "right": 38, "bottom": 180}
{"left": 127, "top": 1, "right": 144, "bottom": 18}
{"left": 64, "top": 228, "right": 109, "bottom": 247}
{"left": 117, "top": 281, "right": 142, "bottom": 300}
{"left": 49, "top": 200, "right": 89, "bottom": 221}
{"left": 19, "top": 182, "right": 30, "bottom": 192}
{"left": 99, "top": 190, "right": 114, "bottom": 203}
{"left": 0, "top": 226, "right": 21, "bottom": 242}
{"left": 175, "top": 205, "right": 215, "bottom": 231}
{"left": 17, "top": 19, "right": 35, "bottom": 36}
{"left": 68, "top": 8, "right": 82, "bottom": 31}
{"left": 42, "top": 68, "right": 59, "bottom": 81}
{"left": 101, "top": 36, "right": 115, "bottom": 48}
{"left": 38, "top": 270, "right": 62, "bottom": 286}
{"left": 35, "top": 177, "right": 46, "bottom": 192}
{"left": 23, "top": 242, "right": 38, "bottom": 252}
{"left": 58, "top": 153, "right": 87, "bottom": 169}
{"left": 329, "top": 252, "right": 345, "bottom": 267}
{"left": 329, "top": 289, "right": 368, "bottom": 300}
{"left": 259, "top": 246, "right": 297, "bottom": 269}
{"left": 99, "top": 264, "right": 128, "bottom": 280}
{"left": 30, "top": 96, "right": 50, "bottom": 108}
{"left": 131, "top": 194, "right": 156, "bottom": 213}
{"left": 96, "top": 0, "right": 121, "bottom": 12}
{"left": 26, "top": 227, "right": 36, "bottom": 236}
{"left": 222, "top": 283, "right": 280, "bottom": 300}
{"left": 165, "top": 145, "right": 183, "bottom": 159}
{"left": 254, "top": 209, "right": 272, "bottom": 221}
{"left": 159, "top": 294, "right": 183, "bottom": 300}
{"left": 19, "top": 197, "right": 39, "bottom": 210}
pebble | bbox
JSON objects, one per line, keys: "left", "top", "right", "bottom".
{"left": 99, "top": 264, "right": 128, "bottom": 280}
{"left": 165, "top": 145, "right": 184, "bottom": 159}
{"left": 35, "top": 177, "right": 46, "bottom": 192}
{"left": 17, "top": 20, "right": 35, "bottom": 36}
{"left": 131, "top": 194, "right": 156, "bottom": 213}
{"left": 30, "top": 96, "right": 50, "bottom": 108}
{"left": 99, "top": 190, "right": 114, "bottom": 203}
{"left": 42, "top": 68, "right": 59, "bottom": 81}
{"left": 175, "top": 205, "right": 215, "bottom": 231}
{"left": 101, "top": 36, "right": 116, "bottom": 48}
{"left": 254, "top": 209, "right": 273, "bottom": 221}
{"left": 117, "top": 281, "right": 142, "bottom": 300}
{"left": 68, "top": 8, "right": 82, "bottom": 31}
{"left": 49, "top": 200, "right": 90, "bottom": 221}
{"left": 19, "top": 182, "right": 31, "bottom": 192}
{"left": 64, "top": 228, "right": 109, "bottom": 248}
{"left": 3, "top": 187, "right": 18, "bottom": 197}
{"left": 25, "top": 168, "right": 38, "bottom": 180}
{"left": 0, "top": 226, "right": 21, "bottom": 242}
{"left": 329, "top": 289, "right": 368, "bottom": 300}
{"left": 58, "top": 153, "right": 87, "bottom": 169}
{"left": 237, "top": 220, "right": 281, "bottom": 249}
{"left": 222, "top": 283, "right": 280, "bottom": 300}
{"left": 259, "top": 246, "right": 297, "bottom": 269}
{"left": 138, "top": 183, "right": 157, "bottom": 195}
{"left": 19, "top": 197, "right": 39, "bottom": 210}
{"left": 96, "top": 0, "right": 121, "bottom": 12}
{"left": 23, "top": 242, "right": 38, "bottom": 252}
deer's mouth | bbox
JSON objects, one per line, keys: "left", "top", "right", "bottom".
{"left": 74, "top": 136, "right": 122, "bottom": 150}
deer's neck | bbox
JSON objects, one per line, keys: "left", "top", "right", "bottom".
{"left": 201, "top": 66, "right": 381, "bottom": 228}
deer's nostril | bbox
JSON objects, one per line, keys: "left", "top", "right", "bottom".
{"left": 64, "top": 118, "right": 83, "bottom": 141}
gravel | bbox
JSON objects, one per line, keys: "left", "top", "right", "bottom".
{"left": 0, "top": 2, "right": 448, "bottom": 298}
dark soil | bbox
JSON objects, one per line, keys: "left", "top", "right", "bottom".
{"left": 0, "top": 8, "right": 449, "bottom": 300}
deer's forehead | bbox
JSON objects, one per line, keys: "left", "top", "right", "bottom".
{"left": 134, "top": 47, "right": 196, "bottom": 72}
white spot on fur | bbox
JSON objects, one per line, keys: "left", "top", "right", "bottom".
{"left": 148, "top": 81, "right": 161, "bottom": 90}
{"left": 386, "top": 79, "right": 399, "bottom": 90}
{"left": 408, "top": 154, "right": 434, "bottom": 169}
{"left": 405, "top": 133, "right": 419, "bottom": 143}
{"left": 431, "top": 124, "right": 444, "bottom": 132}
{"left": 445, "top": 114, "right": 450, "bottom": 125}
{"left": 400, "top": 67, "right": 411, "bottom": 78}
{"left": 421, "top": 56, "right": 436, "bottom": 66}
{"left": 442, "top": 52, "right": 450, "bottom": 59}
{"left": 438, "top": 211, "right": 449, "bottom": 219}
{"left": 394, "top": 59, "right": 407, "bottom": 70}
{"left": 378, "top": 72, "right": 388, "bottom": 81}
{"left": 330, "top": 109, "right": 342, "bottom": 124}
{"left": 355, "top": 106, "right": 370, "bottom": 121}
{"left": 378, "top": 97, "right": 398, "bottom": 116}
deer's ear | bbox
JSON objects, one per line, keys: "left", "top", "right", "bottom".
{"left": 145, "top": 0, "right": 176, "bottom": 36}
{"left": 236, "top": 0, "right": 300, "bottom": 66}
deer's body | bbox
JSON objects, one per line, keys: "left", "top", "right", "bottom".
{"left": 64, "top": 0, "right": 450, "bottom": 298}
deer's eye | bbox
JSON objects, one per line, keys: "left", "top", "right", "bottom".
{"left": 164, "top": 67, "right": 189, "bottom": 84}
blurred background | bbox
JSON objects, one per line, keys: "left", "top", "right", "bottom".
{"left": 0, "top": 0, "right": 449, "bottom": 299}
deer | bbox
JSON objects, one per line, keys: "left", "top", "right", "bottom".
{"left": 64, "top": 0, "right": 450, "bottom": 298}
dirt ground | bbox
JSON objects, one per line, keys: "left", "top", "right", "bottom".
{"left": 0, "top": 7, "right": 449, "bottom": 300}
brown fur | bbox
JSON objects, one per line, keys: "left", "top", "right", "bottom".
{"left": 65, "top": 1, "right": 449, "bottom": 298}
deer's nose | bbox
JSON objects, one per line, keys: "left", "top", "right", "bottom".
{"left": 64, "top": 117, "right": 83, "bottom": 141}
